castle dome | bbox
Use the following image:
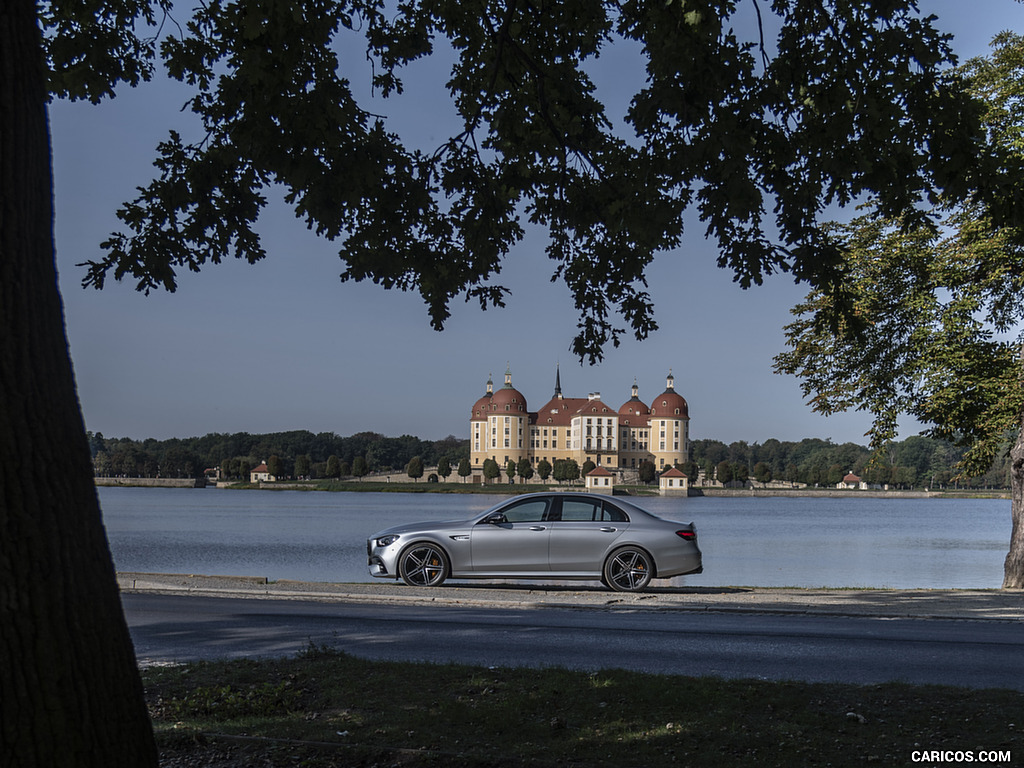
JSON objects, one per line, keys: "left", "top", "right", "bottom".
{"left": 471, "top": 374, "right": 495, "bottom": 420}
{"left": 471, "top": 393, "right": 492, "bottom": 420}
{"left": 618, "top": 380, "right": 650, "bottom": 421}
{"left": 489, "top": 366, "right": 528, "bottom": 414}
{"left": 649, "top": 371, "right": 689, "bottom": 419}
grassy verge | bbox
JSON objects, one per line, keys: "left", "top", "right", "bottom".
{"left": 145, "top": 646, "right": 1021, "bottom": 767}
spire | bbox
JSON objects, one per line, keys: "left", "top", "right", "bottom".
{"left": 666, "top": 368, "right": 675, "bottom": 391}
{"left": 631, "top": 377, "right": 639, "bottom": 400}
{"left": 503, "top": 363, "right": 513, "bottom": 389}
{"left": 486, "top": 373, "right": 493, "bottom": 395}
{"left": 554, "top": 363, "right": 562, "bottom": 398}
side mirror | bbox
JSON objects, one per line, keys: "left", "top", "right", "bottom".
{"left": 485, "top": 513, "right": 506, "bottom": 525}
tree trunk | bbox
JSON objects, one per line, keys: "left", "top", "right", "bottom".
{"left": 1003, "top": 407, "right": 1024, "bottom": 588}
{"left": 0, "top": 2, "right": 159, "bottom": 765}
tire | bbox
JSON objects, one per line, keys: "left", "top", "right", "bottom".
{"left": 398, "top": 542, "right": 449, "bottom": 587}
{"left": 602, "top": 547, "right": 653, "bottom": 592}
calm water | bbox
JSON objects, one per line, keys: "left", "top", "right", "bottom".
{"left": 98, "top": 487, "right": 1012, "bottom": 589}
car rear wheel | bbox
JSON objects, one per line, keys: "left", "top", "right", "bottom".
{"left": 398, "top": 543, "right": 449, "bottom": 587}
{"left": 603, "top": 547, "right": 653, "bottom": 592}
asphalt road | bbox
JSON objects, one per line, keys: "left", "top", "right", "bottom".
{"left": 123, "top": 592, "right": 1024, "bottom": 690}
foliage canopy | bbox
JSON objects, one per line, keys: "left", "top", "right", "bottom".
{"left": 774, "top": 32, "right": 1024, "bottom": 479}
{"left": 41, "top": 0, "right": 995, "bottom": 362}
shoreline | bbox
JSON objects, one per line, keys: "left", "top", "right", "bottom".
{"left": 94, "top": 477, "right": 1011, "bottom": 499}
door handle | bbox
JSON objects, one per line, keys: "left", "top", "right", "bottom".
{"left": 529, "top": 526, "right": 546, "bottom": 531}
{"left": 600, "top": 527, "right": 617, "bottom": 532}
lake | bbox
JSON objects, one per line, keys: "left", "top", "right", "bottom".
{"left": 98, "top": 487, "right": 1012, "bottom": 589}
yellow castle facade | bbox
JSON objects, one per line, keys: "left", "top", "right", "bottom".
{"left": 470, "top": 366, "right": 690, "bottom": 478}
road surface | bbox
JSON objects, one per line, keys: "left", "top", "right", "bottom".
{"left": 123, "top": 592, "right": 1024, "bottom": 689}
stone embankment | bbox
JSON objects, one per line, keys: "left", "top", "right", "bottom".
{"left": 95, "top": 477, "right": 206, "bottom": 488}
{"left": 694, "top": 487, "right": 1010, "bottom": 499}
{"left": 696, "top": 487, "right": 933, "bottom": 498}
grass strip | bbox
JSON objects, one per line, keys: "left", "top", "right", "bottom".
{"left": 145, "top": 645, "right": 1022, "bottom": 767}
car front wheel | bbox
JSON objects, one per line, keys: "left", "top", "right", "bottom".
{"left": 398, "top": 543, "right": 449, "bottom": 587}
{"left": 603, "top": 547, "right": 653, "bottom": 592}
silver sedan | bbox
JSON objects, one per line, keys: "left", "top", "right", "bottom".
{"left": 367, "top": 492, "right": 702, "bottom": 592}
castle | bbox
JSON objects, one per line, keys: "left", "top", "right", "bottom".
{"left": 470, "top": 366, "right": 690, "bottom": 479}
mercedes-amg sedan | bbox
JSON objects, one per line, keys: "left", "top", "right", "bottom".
{"left": 367, "top": 492, "right": 702, "bottom": 592}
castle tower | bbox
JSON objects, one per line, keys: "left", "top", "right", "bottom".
{"left": 648, "top": 369, "right": 690, "bottom": 469}
{"left": 470, "top": 366, "right": 529, "bottom": 477}
{"left": 618, "top": 379, "right": 651, "bottom": 470}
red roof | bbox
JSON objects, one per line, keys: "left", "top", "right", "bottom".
{"left": 491, "top": 385, "right": 527, "bottom": 412}
{"left": 660, "top": 467, "right": 688, "bottom": 478}
{"left": 533, "top": 396, "right": 590, "bottom": 426}
{"left": 618, "top": 398, "right": 651, "bottom": 420}
{"left": 575, "top": 397, "right": 615, "bottom": 416}
{"left": 650, "top": 389, "right": 689, "bottom": 418}
{"left": 587, "top": 465, "right": 613, "bottom": 476}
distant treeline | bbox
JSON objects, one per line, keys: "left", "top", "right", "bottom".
{"left": 689, "top": 436, "right": 1013, "bottom": 490}
{"left": 87, "top": 430, "right": 470, "bottom": 482}
{"left": 87, "top": 429, "right": 1014, "bottom": 489}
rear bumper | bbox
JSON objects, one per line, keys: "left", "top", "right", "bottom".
{"left": 656, "top": 550, "right": 703, "bottom": 579}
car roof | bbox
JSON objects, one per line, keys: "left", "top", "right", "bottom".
{"left": 502, "top": 491, "right": 651, "bottom": 514}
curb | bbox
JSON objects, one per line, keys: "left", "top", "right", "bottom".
{"left": 117, "top": 572, "right": 1024, "bottom": 622}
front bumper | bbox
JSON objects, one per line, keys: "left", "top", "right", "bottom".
{"left": 367, "top": 538, "right": 401, "bottom": 579}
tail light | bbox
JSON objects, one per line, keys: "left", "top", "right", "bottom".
{"left": 676, "top": 530, "right": 696, "bottom": 541}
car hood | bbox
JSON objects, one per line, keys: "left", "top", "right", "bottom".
{"left": 371, "top": 519, "right": 469, "bottom": 538}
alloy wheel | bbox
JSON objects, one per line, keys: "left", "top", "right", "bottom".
{"left": 603, "top": 548, "right": 653, "bottom": 592}
{"left": 399, "top": 543, "right": 449, "bottom": 587}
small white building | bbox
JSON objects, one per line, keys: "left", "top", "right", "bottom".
{"left": 250, "top": 462, "right": 275, "bottom": 484}
{"left": 585, "top": 465, "right": 615, "bottom": 495}
{"left": 838, "top": 472, "right": 865, "bottom": 490}
{"left": 659, "top": 466, "right": 689, "bottom": 496}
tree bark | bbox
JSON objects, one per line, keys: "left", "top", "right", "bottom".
{"left": 0, "top": 1, "right": 159, "bottom": 765}
{"left": 1003, "top": 380, "right": 1024, "bottom": 588}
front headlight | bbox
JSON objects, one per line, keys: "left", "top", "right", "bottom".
{"left": 375, "top": 534, "right": 400, "bottom": 547}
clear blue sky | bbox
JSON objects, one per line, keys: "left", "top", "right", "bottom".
{"left": 49, "top": 1, "right": 1024, "bottom": 445}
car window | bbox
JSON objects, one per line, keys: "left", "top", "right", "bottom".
{"left": 561, "top": 499, "right": 600, "bottom": 521}
{"left": 499, "top": 498, "right": 550, "bottom": 523}
{"left": 600, "top": 501, "right": 628, "bottom": 523}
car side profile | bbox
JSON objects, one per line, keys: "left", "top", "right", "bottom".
{"left": 367, "top": 492, "right": 702, "bottom": 592}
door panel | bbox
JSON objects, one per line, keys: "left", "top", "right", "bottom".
{"left": 470, "top": 497, "right": 552, "bottom": 572}
{"left": 547, "top": 522, "right": 626, "bottom": 572}
{"left": 548, "top": 498, "right": 627, "bottom": 572}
